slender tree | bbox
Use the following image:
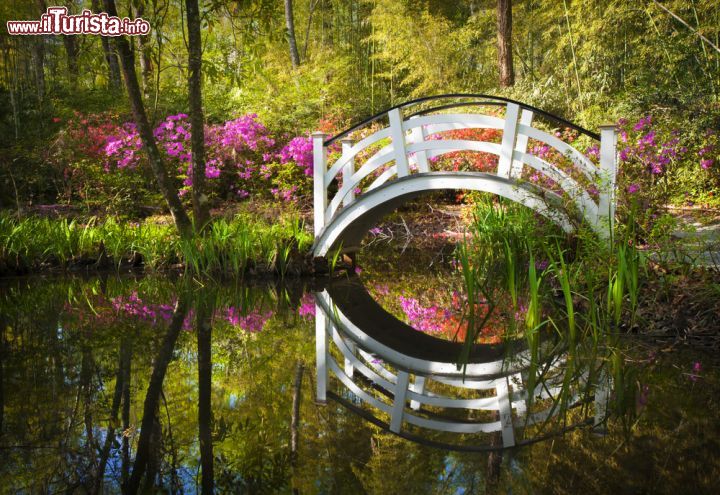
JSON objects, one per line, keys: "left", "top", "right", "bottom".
{"left": 133, "top": 0, "right": 154, "bottom": 97}
{"left": 32, "top": 1, "right": 46, "bottom": 101}
{"left": 496, "top": 0, "right": 514, "bottom": 87}
{"left": 185, "top": 0, "right": 211, "bottom": 231}
{"left": 61, "top": 1, "right": 79, "bottom": 86}
{"left": 101, "top": 0, "right": 192, "bottom": 238}
{"left": 92, "top": 0, "right": 122, "bottom": 89}
{"left": 197, "top": 298, "right": 215, "bottom": 493}
{"left": 285, "top": 0, "right": 301, "bottom": 68}
{"left": 93, "top": 339, "right": 130, "bottom": 494}
{"left": 125, "top": 296, "right": 189, "bottom": 493}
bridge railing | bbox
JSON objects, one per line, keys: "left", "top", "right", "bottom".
{"left": 315, "top": 291, "right": 611, "bottom": 449}
{"left": 313, "top": 95, "right": 617, "bottom": 239}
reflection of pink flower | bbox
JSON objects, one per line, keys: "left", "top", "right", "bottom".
{"left": 226, "top": 307, "right": 273, "bottom": 333}
{"left": 298, "top": 294, "right": 315, "bottom": 319}
{"left": 689, "top": 361, "right": 702, "bottom": 382}
{"left": 399, "top": 296, "right": 444, "bottom": 333}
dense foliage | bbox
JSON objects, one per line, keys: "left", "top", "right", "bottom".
{"left": 0, "top": 0, "right": 718, "bottom": 214}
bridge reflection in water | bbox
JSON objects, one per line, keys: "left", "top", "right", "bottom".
{"left": 314, "top": 277, "right": 611, "bottom": 451}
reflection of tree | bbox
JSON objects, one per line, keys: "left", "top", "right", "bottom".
{"left": 126, "top": 295, "right": 189, "bottom": 494}
{"left": 197, "top": 294, "right": 215, "bottom": 494}
{"left": 0, "top": 313, "right": 4, "bottom": 437}
{"left": 94, "top": 337, "right": 131, "bottom": 493}
{"left": 290, "top": 360, "right": 304, "bottom": 494}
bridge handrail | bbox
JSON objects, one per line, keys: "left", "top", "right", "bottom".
{"left": 312, "top": 96, "right": 618, "bottom": 244}
{"left": 325, "top": 93, "right": 601, "bottom": 146}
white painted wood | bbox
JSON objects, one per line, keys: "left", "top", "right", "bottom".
{"left": 388, "top": 108, "right": 411, "bottom": 178}
{"left": 341, "top": 138, "right": 355, "bottom": 207}
{"left": 314, "top": 104, "right": 617, "bottom": 248}
{"left": 315, "top": 303, "right": 328, "bottom": 403}
{"left": 343, "top": 338, "right": 356, "bottom": 378}
{"left": 402, "top": 113, "right": 505, "bottom": 132}
{"left": 406, "top": 139, "right": 502, "bottom": 156}
{"left": 409, "top": 118, "right": 430, "bottom": 173}
{"left": 312, "top": 132, "right": 327, "bottom": 235}
{"left": 409, "top": 376, "right": 426, "bottom": 410}
{"left": 367, "top": 165, "right": 398, "bottom": 191}
{"left": 325, "top": 145, "right": 394, "bottom": 221}
{"left": 510, "top": 110, "right": 533, "bottom": 178}
{"left": 403, "top": 412, "right": 502, "bottom": 434}
{"left": 328, "top": 357, "right": 392, "bottom": 413}
{"left": 599, "top": 124, "right": 618, "bottom": 228}
{"left": 314, "top": 173, "right": 574, "bottom": 258}
{"left": 316, "top": 289, "right": 531, "bottom": 378}
{"left": 320, "top": 296, "right": 607, "bottom": 438}
{"left": 496, "top": 378, "right": 516, "bottom": 447}
{"left": 324, "top": 128, "right": 391, "bottom": 184}
{"left": 509, "top": 373, "right": 527, "bottom": 417}
{"left": 517, "top": 124, "right": 598, "bottom": 180}
{"left": 512, "top": 150, "right": 600, "bottom": 224}
{"left": 390, "top": 371, "right": 410, "bottom": 433}
{"left": 432, "top": 376, "right": 511, "bottom": 390}
{"left": 594, "top": 371, "right": 610, "bottom": 431}
{"left": 497, "top": 103, "right": 521, "bottom": 178}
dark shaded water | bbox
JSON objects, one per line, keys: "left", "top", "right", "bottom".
{"left": 0, "top": 256, "right": 719, "bottom": 494}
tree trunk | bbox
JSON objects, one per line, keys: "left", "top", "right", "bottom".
{"left": 486, "top": 431, "right": 503, "bottom": 490}
{"left": 92, "top": 0, "right": 122, "bottom": 89}
{"left": 93, "top": 339, "right": 129, "bottom": 494}
{"left": 125, "top": 296, "right": 189, "bottom": 494}
{"left": 285, "top": 0, "right": 301, "bottom": 68}
{"left": 33, "top": 1, "right": 46, "bottom": 100}
{"left": 133, "top": 0, "right": 154, "bottom": 98}
{"left": 290, "top": 361, "right": 304, "bottom": 464}
{"left": 496, "top": 0, "right": 515, "bottom": 87}
{"left": 185, "top": 0, "right": 211, "bottom": 232}
{"left": 54, "top": 1, "right": 79, "bottom": 86}
{"left": 0, "top": 318, "right": 4, "bottom": 437}
{"left": 62, "top": 37, "right": 79, "bottom": 86}
{"left": 102, "top": 0, "right": 193, "bottom": 239}
{"left": 197, "top": 299, "right": 214, "bottom": 494}
{"left": 121, "top": 340, "right": 132, "bottom": 488}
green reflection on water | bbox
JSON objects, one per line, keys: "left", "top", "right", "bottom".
{"left": 0, "top": 273, "right": 717, "bottom": 494}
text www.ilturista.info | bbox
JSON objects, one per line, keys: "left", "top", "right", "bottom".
{"left": 7, "top": 7, "right": 150, "bottom": 36}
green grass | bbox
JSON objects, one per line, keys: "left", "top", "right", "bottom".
{"left": 0, "top": 212, "right": 313, "bottom": 277}
{"left": 454, "top": 194, "right": 648, "bottom": 429}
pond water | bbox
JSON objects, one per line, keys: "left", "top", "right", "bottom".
{"left": 1, "top": 249, "right": 718, "bottom": 494}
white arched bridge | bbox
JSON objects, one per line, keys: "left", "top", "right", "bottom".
{"left": 312, "top": 94, "right": 618, "bottom": 256}
{"left": 313, "top": 277, "right": 611, "bottom": 450}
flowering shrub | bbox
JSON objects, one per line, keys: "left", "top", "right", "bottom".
{"left": 429, "top": 127, "right": 502, "bottom": 173}
{"left": 614, "top": 114, "right": 719, "bottom": 237}
{"left": 49, "top": 111, "right": 315, "bottom": 210}
{"left": 48, "top": 112, "right": 152, "bottom": 214}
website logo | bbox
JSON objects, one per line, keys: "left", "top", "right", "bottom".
{"left": 7, "top": 7, "right": 150, "bottom": 36}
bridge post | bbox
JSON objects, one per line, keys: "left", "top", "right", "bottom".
{"left": 388, "top": 108, "right": 411, "bottom": 178}
{"left": 390, "top": 371, "right": 410, "bottom": 433}
{"left": 510, "top": 109, "right": 533, "bottom": 178}
{"left": 409, "top": 117, "right": 430, "bottom": 173}
{"left": 341, "top": 137, "right": 355, "bottom": 206}
{"left": 497, "top": 103, "right": 521, "bottom": 178}
{"left": 598, "top": 124, "right": 618, "bottom": 232}
{"left": 315, "top": 301, "right": 328, "bottom": 404}
{"left": 496, "top": 377, "right": 516, "bottom": 447}
{"left": 312, "top": 132, "right": 328, "bottom": 238}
